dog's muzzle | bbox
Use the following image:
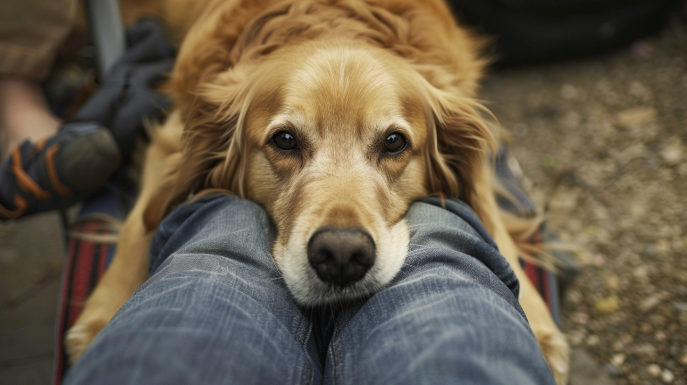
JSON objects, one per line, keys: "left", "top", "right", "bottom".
{"left": 307, "top": 228, "right": 376, "bottom": 288}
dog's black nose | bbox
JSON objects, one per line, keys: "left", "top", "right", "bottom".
{"left": 307, "top": 228, "right": 376, "bottom": 288}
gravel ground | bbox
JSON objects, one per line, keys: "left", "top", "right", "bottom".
{"left": 480, "top": 18, "right": 687, "bottom": 385}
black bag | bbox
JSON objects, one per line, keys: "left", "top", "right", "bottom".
{"left": 449, "top": 0, "right": 684, "bottom": 67}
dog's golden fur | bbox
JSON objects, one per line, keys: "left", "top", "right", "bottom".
{"left": 66, "top": 0, "right": 569, "bottom": 382}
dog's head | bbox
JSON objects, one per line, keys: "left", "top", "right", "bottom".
{"left": 147, "top": 2, "right": 495, "bottom": 305}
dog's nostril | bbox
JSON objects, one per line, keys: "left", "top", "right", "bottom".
{"left": 307, "top": 228, "right": 376, "bottom": 288}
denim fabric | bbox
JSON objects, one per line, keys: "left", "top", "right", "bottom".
{"left": 64, "top": 195, "right": 555, "bottom": 385}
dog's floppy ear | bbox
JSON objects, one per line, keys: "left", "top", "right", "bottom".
{"left": 423, "top": 86, "right": 497, "bottom": 222}
{"left": 165, "top": 0, "right": 266, "bottom": 105}
{"left": 165, "top": 0, "right": 290, "bottom": 113}
{"left": 142, "top": 70, "right": 253, "bottom": 231}
{"left": 143, "top": 0, "right": 291, "bottom": 231}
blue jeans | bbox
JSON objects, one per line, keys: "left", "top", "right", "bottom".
{"left": 64, "top": 195, "right": 555, "bottom": 384}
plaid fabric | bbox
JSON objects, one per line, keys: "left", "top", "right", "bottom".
{"left": 53, "top": 171, "right": 135, "bottom": 384}
{"left": 523, "top": 259, "right": 561, "bottom": 327}
{"left": 53, "top": 221, "right": 115, "bottom": 384}
{"left": 53, "top": 151, "right": 570, "bottom": 384}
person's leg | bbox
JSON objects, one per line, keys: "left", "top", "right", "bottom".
{"left": 0, "top": 0, "right": 77, "bottom": 153}
{"left": 0, "top": 77, "right": 60, "bottom": 155}
{"left": 324, "top": 200, "right": 556, "bottom": 385}
{"left": 64, "top": 195, "right": 322, "bottom": 385}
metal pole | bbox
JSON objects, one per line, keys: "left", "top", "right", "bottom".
{"left": 85, "top": 0, "right": 126, "bottom": 80}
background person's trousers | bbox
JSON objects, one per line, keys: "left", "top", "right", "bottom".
{"left": 0, "top": 0, "right": 77, "bottom": 81}
{"left": 64, "top": 195, "right": 555, "bottom": 385}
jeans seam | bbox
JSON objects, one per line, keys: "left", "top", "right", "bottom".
{"left": 298, "top": 313, "right": 314, "bottom": 385}
{"left": 331, "top": 327, "right": 341, "bottom": 385}
{"left": 301, "top": 358, "right": 313, "bottom": 385}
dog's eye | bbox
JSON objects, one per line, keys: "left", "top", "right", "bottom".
{"left": 384, "top": 133, "right": 406, "bottom": 153}
{"left": 273, "top": 131, "right": 297, "bottom": 151}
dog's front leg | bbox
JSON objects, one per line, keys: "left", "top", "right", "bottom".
{"left": 65, "top": 114, "right": 183, "bottom": 364}
{"left": 64, "top": 212, "right": 154, "bottom": 363}
{"left": 496, "top": 230, "right": 570, "bottom": 385}
{"left": 476, "top": 170, "right": 570, "bottom": 385}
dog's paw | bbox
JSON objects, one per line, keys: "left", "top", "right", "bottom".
{"left": 64, "top": 317, "right": 108, "bottom": 364}
{"left": 537, "top": 328, "right": 570, "bottom": 385}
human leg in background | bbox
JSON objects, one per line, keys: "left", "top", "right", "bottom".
{"left": 0, "top": 0, "right": 77, "bottom": 155}
{"left": 63, "top": 196, "right": 323, "bottom": 385}
{"left": 0, "top": 20, "right": 173, "bottom": 221}
{"left": 0, "top": 77, "right": 61, "bottom": 156}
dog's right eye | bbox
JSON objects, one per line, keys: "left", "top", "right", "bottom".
{"left": 273, "top": 131, "right": 298, "bottom": 151}
{"left": 383, "top": 133, "right": 407, "bottom": 154}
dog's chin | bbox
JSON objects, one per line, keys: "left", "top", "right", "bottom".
{"left": 273, "top": 219, "right": 410, "bottom": 307}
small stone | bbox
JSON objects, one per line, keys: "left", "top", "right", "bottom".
{"left": 673, "top": 302, "right": 687, "bottom": 312}
{"left": 641, "top": 293, "right": 666, "bottom": 311}
{"left": 656, "top": 238, "right": 672, "bottom": 253}
{"left": 680, "top": 353, "right": 687, "bottom": 365}
{"left": 570, "top": 312, "right": 589, "bottom": 325}
{"left": 548, "top": 189, "right": 578, "bottom": 212}
{"left": 586, "top": 334, "right": 600, "bottom": 346}
{"left": 661, "top": 369, "right": 674, "bottom": 383}
{"left": 616, "top": 143, "right": 647, "bottom": 164}
{"left": 616, "top": 107, "right": 657, "bottom": 127}
{"left": 629, "top": 81, "right": 651, "bottom": 99}
{"left": 611, "top": 353, "right": 626, "bottom": 366}
{"left": 604, "top": 363, "right": 621, "bottom": 377}
{"left": 613, "top": 334, "right": 633, "bottom": 351}
{"left": 634, "top": 265, "right": 650, "bottom": 279}
{"left": 663, "top": 148, "right": 684, "bottom": 165}
{"left": 655, "top": 331, "right": 667, "bottom": 341}
{"left": 577, "top": 250, "right": 593, "bottom": 266}
{"left": 567, "top": 330, "right": 586, "bottom": 347}
{"left": 632, "top": 343, "right": 657, "bottom": 355}
{"left": 661, "top": 137, "right": 685, "bottom": 166}
{"left": 567, "top": 290, "right": 582, "bottom": 304}
{"left": 592, "top": 254, "right": 606, "bottom": 267}
{"left": 606, "top": 275, "right": 620, "bottom": 290}
{"left": 561, "top": 84, "right": 578, "bottom": 99}
{"left": 647, "top": 364, "right": 662, "bottom": 377}
{"left": 645, "top": 242, "right": 658, "bottom": 256}
{"left": 596, "top": 295, "right": 620, "bottom": 313}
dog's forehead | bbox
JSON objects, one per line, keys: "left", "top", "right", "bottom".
{"left": 277, "top": 45, "right": 411, "bottom": 137}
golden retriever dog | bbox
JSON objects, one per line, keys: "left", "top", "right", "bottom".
{"left": 65, "top": 0, "right": 569, "bottom": 382}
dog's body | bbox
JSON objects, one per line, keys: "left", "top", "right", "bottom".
{"left": 66, "top": 0, "right": 568, "bottom": 382}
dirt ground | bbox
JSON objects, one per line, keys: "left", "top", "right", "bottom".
{"left": 480, "top": 18, "right": 687, "bottom": 385}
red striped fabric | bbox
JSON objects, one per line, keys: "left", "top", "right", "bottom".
{"left": 54, "top": 222, "right": 112, "bottom": 385}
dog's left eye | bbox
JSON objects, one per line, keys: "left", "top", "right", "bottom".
{"left": 384, "top": 133, "right": 407, "bottom": 153}
{"left": 273, "top": 131, "right": 298, "bottom": 151}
